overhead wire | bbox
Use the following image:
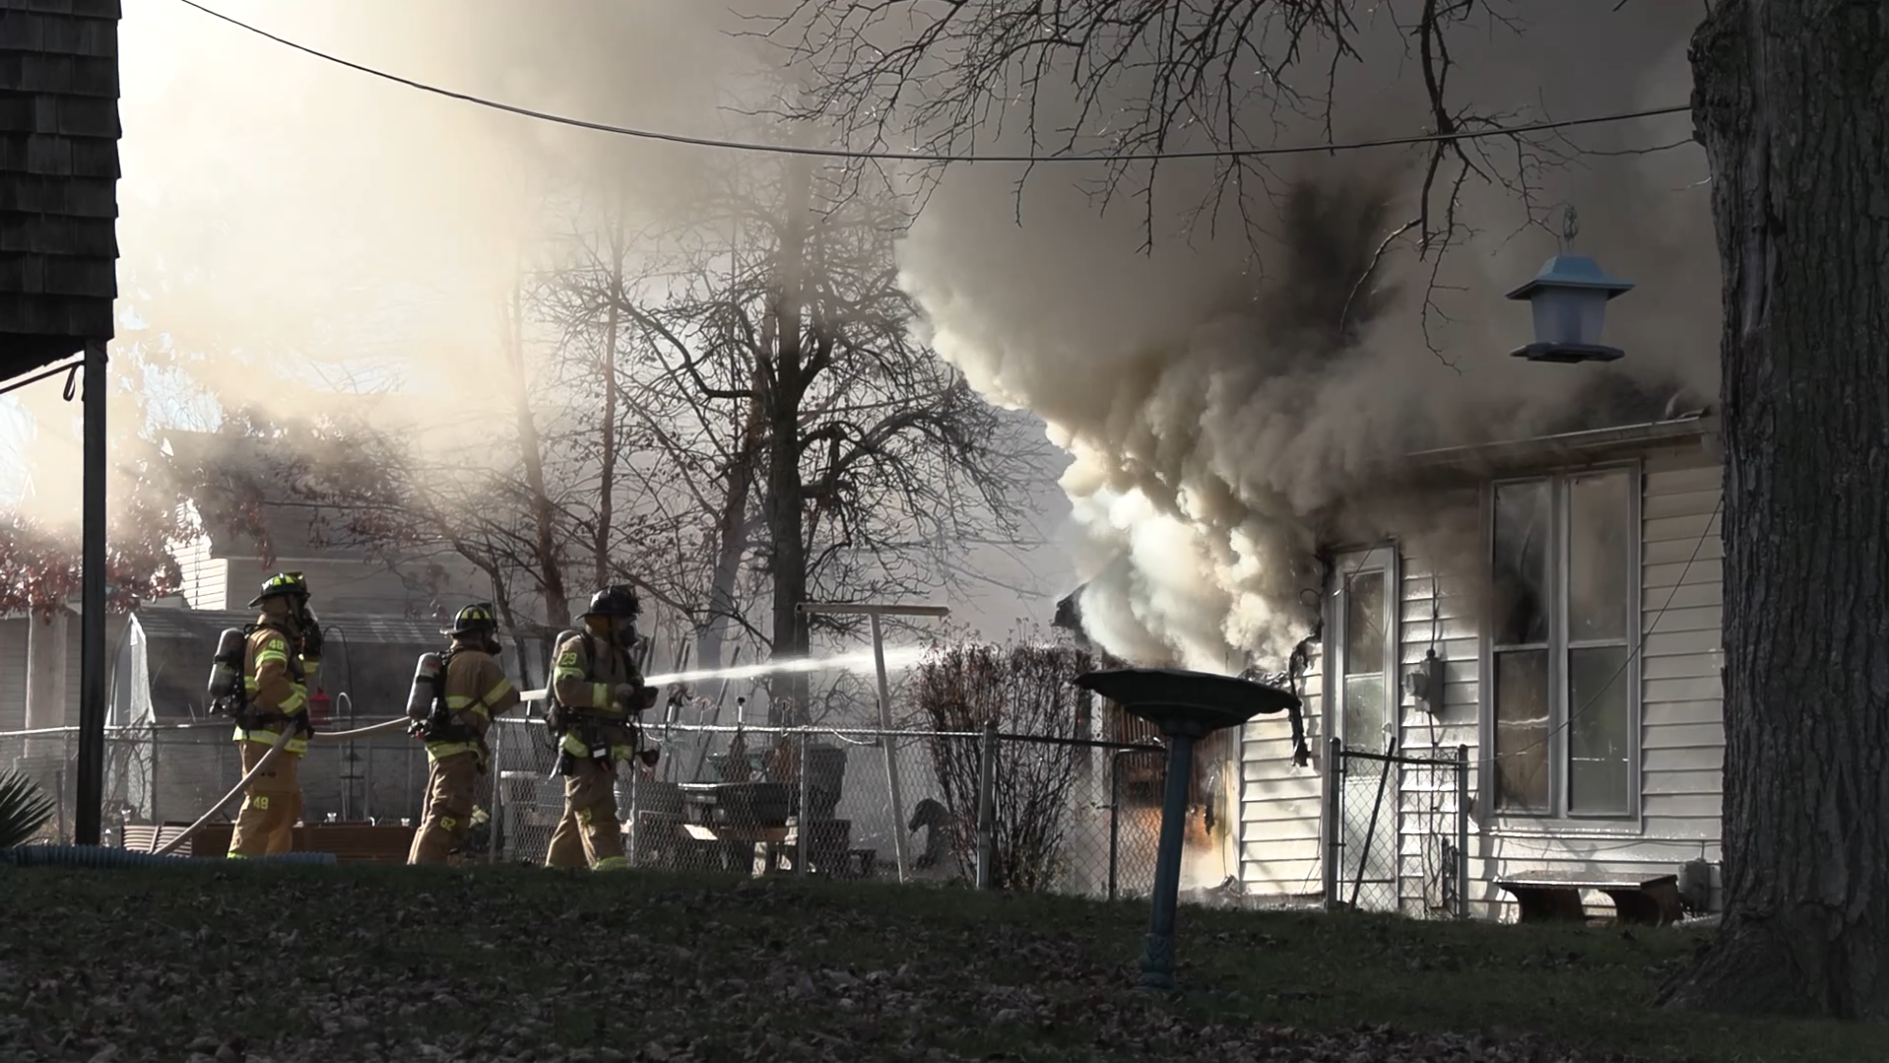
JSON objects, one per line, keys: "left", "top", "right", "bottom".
{"left": 174, "top": 0, "right": 1690, "bottom": 165}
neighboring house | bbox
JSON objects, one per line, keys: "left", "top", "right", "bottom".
{"left": 162, "top": 428, "right": 487, "bottom": 618}
{"left": 1236, "top": 408, "right": 1723, "bottom": 920}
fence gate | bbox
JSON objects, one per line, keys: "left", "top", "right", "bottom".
{"left": 1324, "top": 739, "right": 1470, "bottom": 918}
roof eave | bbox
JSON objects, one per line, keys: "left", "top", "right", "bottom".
{"left": 1399, "top": 412, "right": 1717, "bottom": 479}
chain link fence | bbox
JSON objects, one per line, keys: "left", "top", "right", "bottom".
{"left": 485, "top": 714, "right": 1164, "bottom": 898}
{"left": 1323, "top": 739, "right": 1470, "bottom": 918}
{"left": 0, "top": 720, "right": 439, "bottom": 851}
{"left": 0, "top": 713, "right": 1164, "bottom": 898}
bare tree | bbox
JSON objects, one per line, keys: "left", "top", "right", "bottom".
{"left": 591, "top": 156, "right": 1037, "bottom": 723}
{"left": 762, "top": 1, "right": 1584, "bottom": 356}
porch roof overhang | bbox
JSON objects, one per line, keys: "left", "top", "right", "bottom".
{"left": 1395, "top": 411, "right": 1717, "bottom": 482}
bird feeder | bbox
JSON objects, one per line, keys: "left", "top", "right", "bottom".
{"left": 1505, "top": 251, "right": 1635, "bottom": 364}
{"left": 1072, "top": 667, "right": 1303, "bottom": 993}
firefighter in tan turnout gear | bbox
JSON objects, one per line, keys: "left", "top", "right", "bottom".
{"left": 406, "top": 604, "right": 521, "bottom": 865}
{"left": 225, "top": 572, "right": 322, "bottom": 858}
{"left": 544, "top": 586, "right": 658, "bottom": 871}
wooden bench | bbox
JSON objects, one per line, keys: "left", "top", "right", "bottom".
{"left": 1496, "top": 871, "right": 1684, "bottom": 926}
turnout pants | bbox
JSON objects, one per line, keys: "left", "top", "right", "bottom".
{"left": 544, "top": 758, "right": 628, "bottom": 871}
{"left": 408, "top": 750, "right": 483, "bottom": 865}
{"left": 228, "top": 741, "right": 304, "bottom": 858}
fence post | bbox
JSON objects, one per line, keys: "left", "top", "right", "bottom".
{"left": 1455, "top": 743, "right": 1470, "bottom": 919}
{"left": 1107, "top": 749, "right": 1123, "bottom": 902}
{"left": 147, "top": 724, "right": 158, "bottom": 838}
{"left": 868, "top": 613, "right": 911, "bottom": 883}
{"left": 1322, "top": 736, "right": 1342, "bottom": 911}
{"left": 797, "top": 727, "right": 811, "bottom": 877}
{"left": 487, "top": 719, "right": 504, "bottom": 863}
{"left": 975, "top": 720, "right": 998, "bottom": 890}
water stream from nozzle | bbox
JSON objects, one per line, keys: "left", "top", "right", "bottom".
{"left": 643, "top": 646, "right": 928, "bottom": 688}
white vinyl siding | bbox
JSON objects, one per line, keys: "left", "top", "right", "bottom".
{"left": 1238, "top": 640, "right": 1324, "bottom": 898}
{"left": 1236, "top": 442, "right": 1726, "bottom": 919}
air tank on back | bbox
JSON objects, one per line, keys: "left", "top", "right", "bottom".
{"left": 406, "top": 651, "right": 444, "bottom": 723}
{"left": 206, "top": 628, "right": 247, "bottom": 706}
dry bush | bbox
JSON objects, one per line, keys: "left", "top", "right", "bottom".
{"left": 914, "top": 641, "right": 1117, "bottom": 891}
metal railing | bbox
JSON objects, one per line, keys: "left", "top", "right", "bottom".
{"left": 1322, "top": 738, "right": 1470, "bottom": 918}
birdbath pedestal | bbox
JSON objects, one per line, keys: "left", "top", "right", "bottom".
{"left": 1074, "top": 667, "right": 1303, "bottom": 993}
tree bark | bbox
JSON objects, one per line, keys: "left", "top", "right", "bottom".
{"left": 764, "top": 160, "right": 816, "bottom": 725}
{"left": 696, "top": 384, "right": 762, "bottom": 675}
{"left": 1662, "top": 0, "right": 1889, "bottom": 1020}
{"left": 595, "top": 210, "right": 625, "bottom": 589}
{"left": 503, "top": 268, "right": 572, "bottom": 652}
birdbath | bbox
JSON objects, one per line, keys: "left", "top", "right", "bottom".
{"left": 1073, "top": 667, "right": 1303, "bottom": 993}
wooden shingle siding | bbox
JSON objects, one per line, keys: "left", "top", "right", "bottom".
{"left": 0, "top": 0, "right": 120, "bottom": 373}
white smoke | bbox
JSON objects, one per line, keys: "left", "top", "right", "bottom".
{"left": 896, "top": 3, "right": 1718, "bottom": 672}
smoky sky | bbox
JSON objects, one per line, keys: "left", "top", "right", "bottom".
{"left": 894, "top": 1, "right": 1716, "bottom": 670}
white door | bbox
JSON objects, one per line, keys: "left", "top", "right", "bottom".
{"left": 1329, "top": 546, "right": 1400, "bottom": 912}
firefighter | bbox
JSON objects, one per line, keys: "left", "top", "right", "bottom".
{"left": 543, "top": 585, "right": 658, "bottom": 871}
{"left": 407, "top": 604, "right": 521, "bottom": 865}
{"left": 228, "top": 572, "right": 321, "bottom": 858}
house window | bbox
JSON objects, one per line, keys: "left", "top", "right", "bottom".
{"left": 1490, "top": 468, "right": 1635, "bottom": 818}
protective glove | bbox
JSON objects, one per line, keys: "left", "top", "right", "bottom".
{"left": 610, "top": 684, "right": 642, "bottom": 713}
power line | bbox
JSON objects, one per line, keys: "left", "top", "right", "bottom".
{"left": 176, "top": 0, "right": 1691, "bottom": 165}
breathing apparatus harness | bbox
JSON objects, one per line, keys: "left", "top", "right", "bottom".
{"left": 207, "top": 621, "right": 316, "bottom": 736}
{"left": 545, "top": 629, "right": 658, "bottom": 776}
{"left": 410, "top": 648, "right": 479, "bottom": 744}
{"left": 408, "top": 605, "right": 506, "bottom": 749}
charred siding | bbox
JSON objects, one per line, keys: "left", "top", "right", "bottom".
{"left": 0, "top": 0, "right": 120, "bottom": 374}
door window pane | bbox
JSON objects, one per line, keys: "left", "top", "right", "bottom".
{"left": 1343, "top": 674, "right": 1389, "bottom": 753}
{"left": 1493, "top": 649, "right": 1549, "bottom": 811}
{"left": 1568, "top": 472, "right": 1631, "bottom": 642}
{"left": 1568, "top": 645, "right": 1632, "bottom": 815}
{"left": 1493, "top": 481, "right": 1550, "bottom": 646}
{"left": 1344, "top": 571, "right": 1385, "bottom": 674}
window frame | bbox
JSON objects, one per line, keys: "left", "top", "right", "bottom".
{"left": 1479, "top": 462, "right": 1643, "bottom": 828}
{"left": 1325, "top": 543, "right": 1401, "bottom": 756}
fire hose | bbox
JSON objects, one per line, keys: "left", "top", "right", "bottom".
{"left": 147, "top": 686, "right": 622, "bottom": 859}
{"left": 149, "top": 708, "right": 414, "bottom": 858}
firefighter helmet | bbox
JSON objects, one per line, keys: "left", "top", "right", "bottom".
{"left": 445, "top": 602, "right": 500, "bottom": 638}
{"left": 248, "top": 572, "right": 310, "bottom": 609}
{"left": 582, "top": 585, "right": 640, "bottom": 619}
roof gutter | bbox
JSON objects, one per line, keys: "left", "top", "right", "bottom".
{"left": 1398, "top": 411, "right": 1716, "bottom": 477}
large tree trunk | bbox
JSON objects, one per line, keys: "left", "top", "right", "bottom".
{"left": 696, "top": 388, "right": 762, "bottom": 674}
{"left": 595, "top": 213, "right": 624, "bottom": 588}
{"left": 1662, "top": 0, "right": 1889, "bottom": 1020}
{"left": 503, "top": 270, "right": 572, "bottom": 655}
{"left": 764, "top": 160, "right": 815, "bottom": 725}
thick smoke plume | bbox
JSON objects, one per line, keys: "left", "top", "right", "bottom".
{"left": 896, "top": 2, "right": 1718, "bottom": 672}
{"left": 9, "top": 0, "right": 760, "bottom": 528}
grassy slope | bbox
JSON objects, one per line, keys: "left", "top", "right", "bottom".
{"left": 0, "top": 865, "right": 1882, "bottom": 1063}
